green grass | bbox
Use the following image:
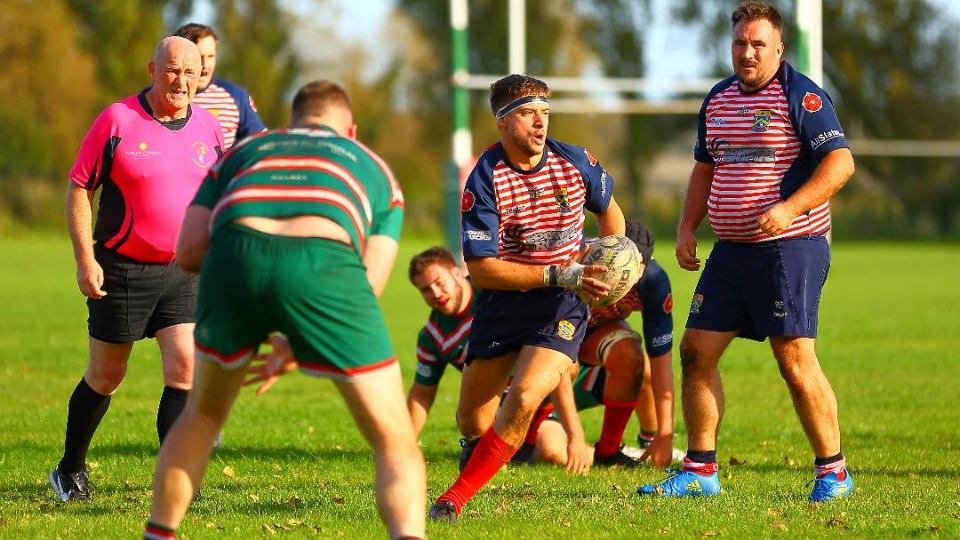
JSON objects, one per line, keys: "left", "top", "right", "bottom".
{"left": 1, "top": 234, "right": 959, "bottom": 538}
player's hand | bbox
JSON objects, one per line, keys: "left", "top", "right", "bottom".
{"left": 675, "top": 230, "right": 700, "bottom": 271}
{"left": 758, "top": 201, "right": 797, "bottom": 237}
{"left": 244, "top": 334, "right": 297, "bottom": 396}
{"left": 558, "top": 249, "right": 610, "bottom": 299}
{"left": 564, "top": 437, "right": 593, "bottom": 474}
{"left": 76, "top": 258, "right": 107, "bottom": 299}
{"left": 638, "top": 433, "right": 675, "bottom": 470}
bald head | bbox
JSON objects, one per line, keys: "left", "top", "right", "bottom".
{"left": 146, "top": 36, "right": 202, "bottom": 121}
{"left": 290, "top": 80, "right": 357, "bottom": 138}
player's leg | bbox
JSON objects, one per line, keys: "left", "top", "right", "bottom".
{"left": 764, "top": 236, "right": 850, "bottom": 501}
{"left": 677, "top": 328, "right": 732, "bottom": 453}
{"left": 637, "top": 327, "right": 731, "bottom": 497}
{"left": 583, "top": 323, "right": 644, "bottom": 465}
{"left": 431, "top": 348, "right": 568, "bottom": 520}
{"left": 148, "top": 357, "right": 247, "bottom": 530}
{"left": 155, "top": 323, "right": 194, "bottom": 444}
{"left": 455, "top": 353, "right": 517, "bottom": 439}
{"left": 771, "top": 336, "right": 840, "bottom": 456}
{"left": 773, "top": 336, "right": 851, "bottom": 501}
{"left": 494, "top": 346, "right": 574, "bottom": 446}
{"left": 50, "top": 338, "right": 133, "bottom": 502}
{"left": 149, "top": 263, "right": 198, "bottom": 445}
{"left": 333, "top": 364, "right": 426, "bottom": 540}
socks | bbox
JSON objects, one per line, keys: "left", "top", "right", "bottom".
{"left": 595, "top": 399, "right": 638, "bottom": 457}
{"left": 523, "top": 404, "right": 554, "bottom": 446}
{"left": 637, "top": 430, "right": 657, "bottom": 448}
{"left": 60, "top": 378, "right": 111, "bottom": 473}
{"left": 157, "top": 386, "right": 189, "bottom": 444}
{"left": 144, "top": 521, "right": 176, "bottom": 539}
{"left": 813, "top": 452, "right": 846, "bottom": 478}
{"left": 437, "top": 429, "right": 517, "bottom": 512}
{"left": 682, "top": 456, "right": 719, "bottom": 475}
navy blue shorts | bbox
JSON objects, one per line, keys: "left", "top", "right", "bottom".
{"left": 87, "top": 246, "right": 197, "bottom": 344}
{"left": 466, "top": 287, "right": 588, "bottom": 363}
{"left": 685, "top": 236, "right": 830, "bottom": 341}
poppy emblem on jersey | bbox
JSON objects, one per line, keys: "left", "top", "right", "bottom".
{"left": 689, "top": 293, "right": 703, "bottom": 314}
{"left": 584, "top": 148, "right": 598, "bottom": 166}
{"left": 752, "top": 110, "right": 771, "bottom": 132}
{"left": 663, "top": 293, "right": 673, "bottom": 314}
{"left": 461, "top": 189, "right": 475, "bottom": 212}
{"left": 554, "top": 188, "right": 572, "bottom": 213}
{"left": 556, "top": 320, "right": 575, "bottom": 341}
{"left": 802, "top": 92, "right": 823, "bottom": 113}
{"left": 191, "top": 141, "right": 212, "bottom": 168}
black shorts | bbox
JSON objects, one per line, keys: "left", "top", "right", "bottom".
{"left": 87, "top": 246, "right": 197, "bottom": 344}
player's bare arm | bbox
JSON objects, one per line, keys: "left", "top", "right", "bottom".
{"left": 759, "top": 148, "right": 855, "bottom": 236}
{"left": 407, "top": 382, "right": 439, "bottom": 436}
{"left": 175, "top": 205, "right": 212, "bottom": 273}
{"left": 65, "top": 183, "right": 106, "bottom": 299}
{"left": 549, "top": 369, "right": 592, "bottom": 474}
{"left": 594, "top": 197, "right": 626, "bottom": 237}
{"left": 465, "top": 256, "right": 607, "bottom": 295}
{"left": 364, "top": 234, "right": 400, "bottom": 297}
{"left": 675, "top": 161, "right": 714, "bottom": 271}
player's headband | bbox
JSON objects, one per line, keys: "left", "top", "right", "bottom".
{"left": 495, "top": 95, "right": 549, "bottom": 119}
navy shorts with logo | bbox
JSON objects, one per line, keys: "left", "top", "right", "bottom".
{"left": 87, "top": 245, "right": 197, "bottom": 344}
{"left": 466, "top": 287, "right": 588, "bottom": 363}
{"left": 685, "top": 236, "right": 830, "bottom": 341}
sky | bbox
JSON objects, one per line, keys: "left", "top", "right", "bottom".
{"left": 315, "top": 0, "right": 960, "bottom": 83}
{"left": 194, "top": 0, "right": 960, "bottom": 88}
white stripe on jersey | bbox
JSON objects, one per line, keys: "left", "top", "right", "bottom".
{"left": 193, "top": 83, "right": 242, "bottom": 148}
{"left": 492, "top": 152, "right": 587, "bottom": 264}
{"left": 705, "top": 80, "right": 830, "bottom": 241}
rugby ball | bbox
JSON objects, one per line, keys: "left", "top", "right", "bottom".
{"left": 578, "top": 235, "right": 644, "bottom": 307}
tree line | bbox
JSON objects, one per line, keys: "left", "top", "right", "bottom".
{"left": 2, "top": 0, "right": 957, "bottom": 239}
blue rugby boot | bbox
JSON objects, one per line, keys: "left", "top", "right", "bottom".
{"left": 808, "top": 468, "right": 854, "bottom": 502}
{"left": 637, "top": 468, "right": 721, "bottom": 497}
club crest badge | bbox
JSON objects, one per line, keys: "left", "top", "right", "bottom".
{"left": 556, "top": 320, "right": 575, "bottom": 341}
{"left": 752, "top": 110, "right": 771, "bottom": 132}
{"left": 689, "top": 294, "right": 703, "bottom": 314}
{"left": 554, "top": 188, "right": 571, "bottom": 213}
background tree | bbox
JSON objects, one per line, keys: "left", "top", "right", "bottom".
{"left": 0, "top": 0, "right": 100, "bottom": 226}
{"left": 203, "top": 0, "right": 301, "bottom": 128}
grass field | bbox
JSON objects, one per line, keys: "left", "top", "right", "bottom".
{"left": 1, "top": 234, "right": 958, "bottom": 539}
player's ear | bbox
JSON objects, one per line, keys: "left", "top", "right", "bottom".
{"left": 451, "top": 266, "right": 463, "bottom": 279}
{"left": 347, "top": 123, "right": 358, "bottom": 139}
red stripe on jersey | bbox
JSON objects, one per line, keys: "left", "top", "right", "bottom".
{"left": 704, "top": 80, "right": 830, "bottom": 241}
{"left": 209, "top": 186, "right": 367, "bottom": 252}
{"left": 193, "top": 84, "right": 241, "bottom": 147}
{"left": 492, "top": 153, "right": 587, "bottom": 264}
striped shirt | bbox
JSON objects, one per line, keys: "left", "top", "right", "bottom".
{"left": 413, "top": 280, "right": 478, "bottom": 386}
{"left": 192, "top": 124, "right": 404, "bottom": 256}
{"left": 192, "top": 77, "right": 266, "bottom": 148}
{"left": 694, "top": 61, "right": 849, "bottom": 242}
{"left": 461, "top": 138, "right": 613, "bottom": 264}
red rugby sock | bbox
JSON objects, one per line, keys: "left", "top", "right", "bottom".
{"left": 524, "top": 404, "right": 554, "bottom": 446}
{"left": 437, "top": 429, "right": 517, "bottom": 512}
{"left": 595, "top": 399, "right": 638, "bottom": 457}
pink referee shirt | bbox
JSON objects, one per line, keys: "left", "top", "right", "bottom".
{"left": 69, "top": 93, "right": 224, "bottom": 263}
